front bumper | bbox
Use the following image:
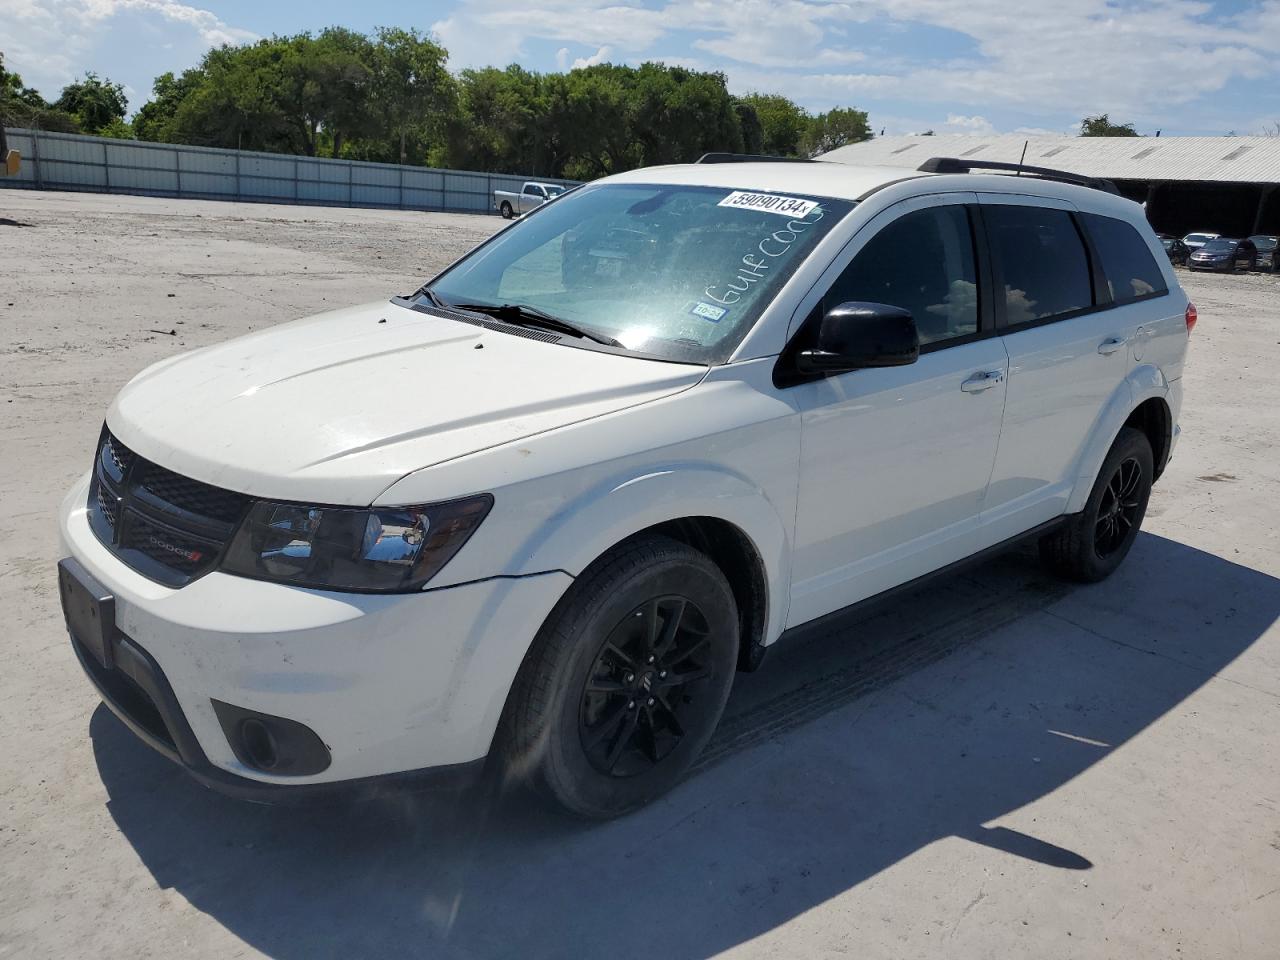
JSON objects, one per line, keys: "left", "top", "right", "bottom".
{"left": 58, "top": 471, "right": 572, "bottom": 795}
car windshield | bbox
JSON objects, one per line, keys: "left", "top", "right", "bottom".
{"left": 1185, "top": 233, "right": 1215, "bottom": 243}
{"left": 1249, "top": 235, "right": 1277, "bottom": 250}
{"left": 1161, "top": 238, "right": 1174, "bottom": 249}
{"left": 1202, "top": 239, "right": 1235, "bottom": 252}
{"left": 426, "top": 183, "right": 854, "bottom": 363}
{"left": 545, "top": 186, "right": 565, "bottom": 197}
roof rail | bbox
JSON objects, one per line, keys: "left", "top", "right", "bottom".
{"left": 695, "top": 152, "right": 813, "bottom": 164}
{"left": 917, "top": 157, "right": 1120, "bottom": 195}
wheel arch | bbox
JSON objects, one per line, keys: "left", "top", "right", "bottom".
{"left": 512, "top": 464, "right": 791, "bottom": 661}
{"left": 1066, "top": 370, "right": 1172, "bottom": 513}
{"left": 625, "top": 516, "right": 770, "bottom": 671}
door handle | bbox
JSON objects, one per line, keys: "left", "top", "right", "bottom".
{"left": 960, "top": 370, "right": 1005, "bottom": 393}
{"left": 1097, "top": 336, "right": 1128, "bottom": 355}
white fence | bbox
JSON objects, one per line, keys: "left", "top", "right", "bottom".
{"left": 0, "top": 128, "right": 579, "bottom": 214}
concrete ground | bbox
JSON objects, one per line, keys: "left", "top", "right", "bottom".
{"left": 1, "top": 190, "right": 1278, "bottom": 960}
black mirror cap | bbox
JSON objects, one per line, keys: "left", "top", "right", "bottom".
{"left": 794, "top": 301, "right": 920, "bottom": 376}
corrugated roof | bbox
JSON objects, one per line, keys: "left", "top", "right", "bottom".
{"left": 819, "top": 135, "right": 1280, "bottom": 184}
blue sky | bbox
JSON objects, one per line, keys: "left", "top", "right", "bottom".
{"left": 4, "top": 0, "right": 1280, "bottom": 136}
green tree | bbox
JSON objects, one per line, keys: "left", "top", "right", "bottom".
{"left": 0, "top": 53, "right": 81, "bottom": 132}
{"left": 96, "top": 117, "right": 135, "bottom": 139}
{"left": 738, "top": 93, "right": 809, "bottom": 156}
{"left": 313, "top": 27, "right": 377, "bottom": 157}
{"left": 560, "top": 66, "right": 643, "bottom": 176}
{"left": 169, "top": 42, "right": 292, "bottom": 150}
{"left": 802, "top": 106, "right": 873, "bottom": 156}
{"left": 628, "top": 63, "right": 743, "bottom": 165}
{"left": 1080, "top": 114, "right": 1140, "bottom": 137}
{"left": 369, "top": 27, "right": 454, "bottom": 164}
{"left": 733, "top": 99, "right": 764, "bottom": 154}
{"left": 133, "top": 69, "right": 205, "bottom": 142}
{"left": 55, "top": 72, "right": 127, "bottom": 133}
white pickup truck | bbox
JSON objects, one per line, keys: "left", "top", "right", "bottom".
{"left": 494, "top": 181, "right": 566, "bottom": 218}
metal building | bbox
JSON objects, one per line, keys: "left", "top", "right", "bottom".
{"left": 823, "top": 135, "right": 1280, "bottom": 238}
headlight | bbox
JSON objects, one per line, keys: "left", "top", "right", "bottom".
{"left": 221, "top": 494, "right": 493, "bottom": 592}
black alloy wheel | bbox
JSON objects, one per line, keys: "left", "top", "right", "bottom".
{"left": 1039, "top": 426, "right": 1153, "bottom": 583}
{"left": 497, "top": 534, "right": 739, "bottom": 819}
{"left": 579, "top": 596, "right": 714, "bottom": 778}
{"left": 1094, "top": 457, "right": 1143, "bottom": 558}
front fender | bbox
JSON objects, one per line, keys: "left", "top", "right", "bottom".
{"left": 513, "top": 463, "right": 792, "bottom": 644}
{"left": 1065, "top": 363, "right": 1168, "bottom": 513}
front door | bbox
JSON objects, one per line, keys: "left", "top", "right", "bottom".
{"left": 785, "top": 194, "right": 1009, "bottom": 627}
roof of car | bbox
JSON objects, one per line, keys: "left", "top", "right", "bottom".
{"left": 602, "top": 160, "right": 924, "bottom": 201}
{"left": 601, "top": 159, "right": 1141, "bottom": 210}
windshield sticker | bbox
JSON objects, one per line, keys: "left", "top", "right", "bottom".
{"left": 717, "top": 191, "right": 820, "bottom": 219}
{"left": 690, "top": 301, "right": 727, "bottom": 323}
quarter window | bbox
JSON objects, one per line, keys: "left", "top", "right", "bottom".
{"left": 1083, "top": 213, "right": 1168, "bottom": 304}
{"left": 824, "top": 205, "right": 979, "bottom": 346}
{"left": 985, "top": 205, "right": 1093, "bottom": 325}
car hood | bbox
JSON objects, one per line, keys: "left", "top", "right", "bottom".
{"left": 109, "top": 301, "right": 706, "bottom": 505}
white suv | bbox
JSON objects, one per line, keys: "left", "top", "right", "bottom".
{"left": 57, "top": 156, "right": 1192, "bottom": 818}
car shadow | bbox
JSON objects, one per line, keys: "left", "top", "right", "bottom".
{"left": 91, "top": 532, "right": 1280, "bottom": 960}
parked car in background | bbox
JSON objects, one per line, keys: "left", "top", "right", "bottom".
{"left": 1158, "top": 234, "right": 1190, "bottom": 266}
{"left": 1247, "top": 234, "right": 1278, "bottom": 271}
{"left": 494, "top": 181, "right": 566, "bottom": 219}
{"left": 58, "top": 158, "right": 1192, "bottom": 819}
{"left": 1182, "top": 232, "right": 1219, "bottom": 252}
{"left": 1189, "top": 237, "right": 1256, "bottom": 272}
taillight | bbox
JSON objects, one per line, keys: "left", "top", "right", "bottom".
{"left": 1185, "top": 301, "right": 1198, "bottom": 335}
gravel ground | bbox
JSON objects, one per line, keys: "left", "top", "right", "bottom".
{"left": 1, "top": 190, "right": 1278, "bottom": 960}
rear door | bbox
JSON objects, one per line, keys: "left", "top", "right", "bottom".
{"left": 977, "top": 196, "right": 1128, "bottom": 538}
{"left": 785, "top": 193, "right": 1010, "bottom": 626}
{"left": 1079, "top": 209, "right": 1186, "bottom": 382}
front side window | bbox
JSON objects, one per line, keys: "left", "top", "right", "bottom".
{"left": 1083, "top": 213, "right": 1168, "bottom": 304}
{"left": 985, "top": 205, "right": 1093, "bottom": 325}
{"left": 823, "top": 205, "right": 979, "bottom": 346}
{"left": 428, "top": 183, "right": 853, "bottom": 363}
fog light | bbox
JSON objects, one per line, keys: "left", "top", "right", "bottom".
{"left": 239, "top": 718, "right": 278, "bottom": 770}
{"left": 211, "top": 700, "right": 331, "bottom": 775}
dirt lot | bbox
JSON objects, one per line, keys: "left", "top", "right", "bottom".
{"left": 2, "top": 190, "right": 1278, "bottom": 960}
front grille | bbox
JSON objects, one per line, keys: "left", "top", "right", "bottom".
{"left": 136, "top": 462, "right": 247, "bottom": 526}
{"left": 88, "top": 427, "right": 249, "bottom": 587}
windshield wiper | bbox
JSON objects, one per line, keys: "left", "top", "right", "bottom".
{"left": 450, "top": 302, "right": 622, "bottom": 347}
{"left": 417, "top": 285, "right": 454, "bottom": 310}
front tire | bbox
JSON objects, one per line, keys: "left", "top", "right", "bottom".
{"left": 1039, "top": 427, "right": 1153, "bottom": 582}
{"left": 497, "top": 534, "right": 739, "bottom": 819}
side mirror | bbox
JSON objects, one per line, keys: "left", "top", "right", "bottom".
{"left": 795, "top": 301, "right": 920, "bottom": 375}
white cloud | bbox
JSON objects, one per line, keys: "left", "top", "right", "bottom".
{"left": 1, "top": 0, "right": 255, "bottom": 99}
{"left": 555, "top": 46, "right": 570, "bottom": 70}
{"left": 943, "top": 113, "right": 994, "bottom": 134}
{"left": 425, "top": 0, "right": 1280, "bottom": 130}
{"left": 572, "top": 45, "right": 612, "bottom": 69}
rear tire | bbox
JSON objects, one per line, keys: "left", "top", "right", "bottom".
{"left": 1039, "top": 427, "right": 1153, "bottom": 583}
{"left": 497, "top": 534, "right": 739, "bottom": 819}
{"left": 500, "top": 201, "right": 514, "bottom": 219}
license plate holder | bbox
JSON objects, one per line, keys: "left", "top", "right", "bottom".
{"left": 58, "top": 558, "right": 116, "bottom": 669}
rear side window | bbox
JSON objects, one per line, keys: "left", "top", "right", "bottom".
{"left": 824, "top": 205, "right": 979, "bottom": 346}
{"left": 984, "top": 205, "right": 1093, "bottom": 326}
{"left": 1083, "top": 213, "right": 1168, "bottom": 304}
